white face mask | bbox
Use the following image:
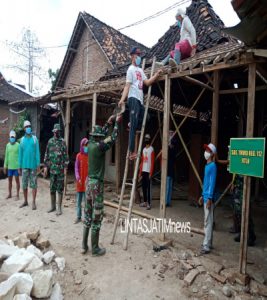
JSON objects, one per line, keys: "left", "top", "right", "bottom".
{"left": 204, "top": 151, "right": 211, "bottom": 160}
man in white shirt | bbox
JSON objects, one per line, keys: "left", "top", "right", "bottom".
{"left": 118, "top": 47, "right": 162, "bottom": 160}
{"left": 156, "top": 8, "right": 197, "bottom": 68}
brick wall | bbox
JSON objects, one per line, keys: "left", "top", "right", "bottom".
{"left": 0, "top": 103, "right": 10, "bottom": 163}
{"left": 64, "top": 27, "right": 112, "bottom": 88}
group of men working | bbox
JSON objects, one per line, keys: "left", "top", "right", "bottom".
{"left": 3, "top": 8, "right": 253, "bottom": 256}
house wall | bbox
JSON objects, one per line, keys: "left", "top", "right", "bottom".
{"left": 0, "top": 102, "right": 9, "bottom": 163}
{"left": 64, "top": 27, "right": 112, "bottom": 88}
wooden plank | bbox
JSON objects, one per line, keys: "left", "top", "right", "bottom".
{"left": 159, "top": 75, "right": 171, "bottom": 241}
{"left": 64, "top": 99, "right": 70, "bottom": 195}
{"left": 211, "top": 70, "right": 219, "bottom": 145}
{"left": 182, "top": 76, "right": 214, "bottom": 91}
{"left": 219, "top": 85, "right": 267, "bottom": 94}
{"left": 92, "top": 93, "right": 97, "bottom": 129}
{"left": 105, "top": 200, "right": 204, "bottom": 235}
{"left": 239, "top": 63, "right": 256, "bottom": 275}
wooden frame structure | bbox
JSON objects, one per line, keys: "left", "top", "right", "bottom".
{"left": 50, "top": 43, "right": 266, "bottom": 275}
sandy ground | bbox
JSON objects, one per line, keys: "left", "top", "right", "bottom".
{"left": 0, "top": 177, "right": 267, "bottom": 300}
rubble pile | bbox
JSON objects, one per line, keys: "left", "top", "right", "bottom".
{"left": 0, "top": 230, "right": 65, "bottom": 300}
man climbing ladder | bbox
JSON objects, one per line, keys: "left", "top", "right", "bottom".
{"left": 118, "top": 47, "right": 162, "bottom": 160}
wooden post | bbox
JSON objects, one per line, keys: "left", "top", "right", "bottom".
{"left": 92, "top": 93, "right": 97, "bottom": 129}
{"left": 64, "top": 100, "right": 70, "bottom": 195}
{"left": 239, "top": 63, "right": 256, "bottom": 274}
{"left": 159, "top": 75, "right": 170, "bottom": 241}
{"left": 211, "top": 70, "right": 219, "bottom": 145}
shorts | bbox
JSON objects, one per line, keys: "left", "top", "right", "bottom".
{"left": 8, "top": 169, "right": 19, "bottom": 177}
{"left": 22, "top": 169, "right": 37, "bottom": 190}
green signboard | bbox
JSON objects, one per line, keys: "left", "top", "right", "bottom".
{"left": 229, "top": 138, "right": 265, "bottom": 178}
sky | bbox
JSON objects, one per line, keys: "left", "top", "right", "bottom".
{"left": 0, "top": 0, "right": 240, "bottom": 96}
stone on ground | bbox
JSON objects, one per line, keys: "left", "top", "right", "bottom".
{"left": 0, "top": 275, "right": 17, "bottom": 300}
{"left": 13, "top": 294, "right": 32, "bottom": 300}
{"left": 55, "top": 257, "right": 65, "bottom": 271}
{"left": 222, "top": 285, "right": 232, "bottom": 297}
{"left": 26, "top": 245, "right": 43, "bottom": 260}
{"left": 0, "top": 249, "right": 34, "bottom": 275}
{"left": 26, "top": 230, "right": 40, "bottom": 242}
{"left": 50, "top": 283, "right": 63, "bottom": 300}
{"left": 9, "top": 272, "right": 33, "bottom": 295}
{"left": 24, "top": 256, "right": 43, "bottom": 273}
{"left": 42, "top": 251, "right": 55, "bottom": 264}
{"left": 13, "top": 234, "right": 31, "bottom": 249}
{"left": 31, "top": 269, "right": 53, "bottom": 298}
{"left": 0, "top": 243, "right": 18, "bottom": 259}
{"left": 35, "top": 236, "right": 50, "bottom": 250}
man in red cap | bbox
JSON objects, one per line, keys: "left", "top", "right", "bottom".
{"left": 199, "top": 143, "right": 217, "bottom": 254}
{"left": 118, "top": 47, "right": 162, "bottom": 160}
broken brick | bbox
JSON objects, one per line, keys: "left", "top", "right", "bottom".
{"left": 184, "top": 269, "right": 200, "bottom": 286}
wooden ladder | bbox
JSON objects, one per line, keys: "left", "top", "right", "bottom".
{"left": 111, "top": 57, "right": 156, "bottom": 250}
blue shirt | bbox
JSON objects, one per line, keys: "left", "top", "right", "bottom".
{"left": 19, "top": 135, "right": 40, "bottom": 169}
{"left": 202, "top": 161, "right": 217, "bottom": 203}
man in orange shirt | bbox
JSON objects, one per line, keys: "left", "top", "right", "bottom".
{"left": 74, "top": 138, "right": 89, "bottom": 224}
{"left": 139, "top": 134, "right": 155, "bottom": 210}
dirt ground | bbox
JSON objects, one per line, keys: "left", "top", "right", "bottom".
{"left": 0, "top": 177, "right": 267, "bottom": 300}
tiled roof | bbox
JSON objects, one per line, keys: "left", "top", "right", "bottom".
{"left": 0, "top": 72, "right": 32, "bottom": 103}
{"left": 148, "top": 0, "right": 233, "bottom": 60}
{"left": 54, "top": 12, "right": 149, "bottom": 89}
{"left": 82, "top": 12, "right": 149, "bottom": 66}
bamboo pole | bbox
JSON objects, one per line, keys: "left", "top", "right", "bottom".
{"left": 92, "top": 93, "right": 97, "bottom": 129}
{"left": 239, "top": 63, "right": 256, "bottom": 275}
{"left": 64, "top": 100, "right": 70, "bottom": 195}
{"left": 182, "top": 76, "right": 214, "bottom": 91}
{"left": 170, "top": 112, "right": 203, "bottom": 187}
{"left": 105, "top": 200, "right": 204, "bottom": 235}
{"left": 211, "top": 70, "right": 219, "bottom": 145}
{"left": 159, "top": 75, "right": 171, "bottom": 241}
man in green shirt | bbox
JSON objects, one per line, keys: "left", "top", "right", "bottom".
{"left": 4, "top": 130, "right": 20, "bottom": 200}
{"left": 82, "top": 114, "right": 121, "bottom": 256}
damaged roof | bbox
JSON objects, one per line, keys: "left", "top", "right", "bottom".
{"left": 148, "top": 0, "right": 234, "bottom": 60}
{"left": 54, "top": 11, "right": 148, "bottom": 89}
{"left": 0, "top": 72, "right": 32, "bottom": 103}
{"left": 102, "top": 0, "right": 235, "bottom": 80}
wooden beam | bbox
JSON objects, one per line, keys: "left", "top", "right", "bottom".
{"left": 159, "top": 75, "right": 170, "bottom": 241}
{"left": 219, "top": 85, "right": 267, "bottom": 94}
{"left": 104, "top": 200, "right": 204, "bottom": 235}
{"left": 92, "top": 93, "right": 97, "bottom": 129}
{"left": 182, "top": 76, "right": 214, "bottom": 91}
{"left": 239, "top": 63, "right": 256, "bottom": 275}
{"left": 211, "top": 70, "right": 219, "bottom": 145}
{"left": 171, "top": 112, "right": 203, "bottom": 188}
{"left": 64, "top": 99, "right": 71, "bottom": 195}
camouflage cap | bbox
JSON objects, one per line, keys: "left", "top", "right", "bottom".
{"left": 90, "top": 125, "right": 105, "bottom": 137}
{"left": 52, "top": 123, "right": 61, "bottom": 132}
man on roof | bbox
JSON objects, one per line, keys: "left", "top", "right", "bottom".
{"left": 156, "top": 8, "right": 197, "bottom": 68}
{"left": 118, "top": 47, "right": 162, "bottom": 160}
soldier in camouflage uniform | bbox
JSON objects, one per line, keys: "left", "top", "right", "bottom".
{"left": 82, "top": 114, "right": 121, "bottom": 256}
{"left": 232, "top": 174, "right": 256, "bottom": 246}
{"left": 44, "top": 124, "right": 69, "bottom": 216}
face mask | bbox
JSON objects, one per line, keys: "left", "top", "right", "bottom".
{"left": 25, "top": 127, "right": 32, "bottom": 135}
{"left": 83, "top": 146, "right": 88, "bottom": 154}
{"left": 135, "top": 56, "right": 141, "bottom": 66}
{"left": 10, "top": 137, "right": 15, "bottom": 143}
{"left": 177, "top": 20, "right": 181, "bottom": 28}
{"left": 204, "top": 151, "right": 211, "bottom": 160}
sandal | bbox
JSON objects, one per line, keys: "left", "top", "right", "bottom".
{"left": 139, "top": 202, "right": 147, "bottom": 207}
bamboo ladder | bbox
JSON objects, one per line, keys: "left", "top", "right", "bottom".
{"left": 111, "top": 57, "right": 156, "bottom": 250}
